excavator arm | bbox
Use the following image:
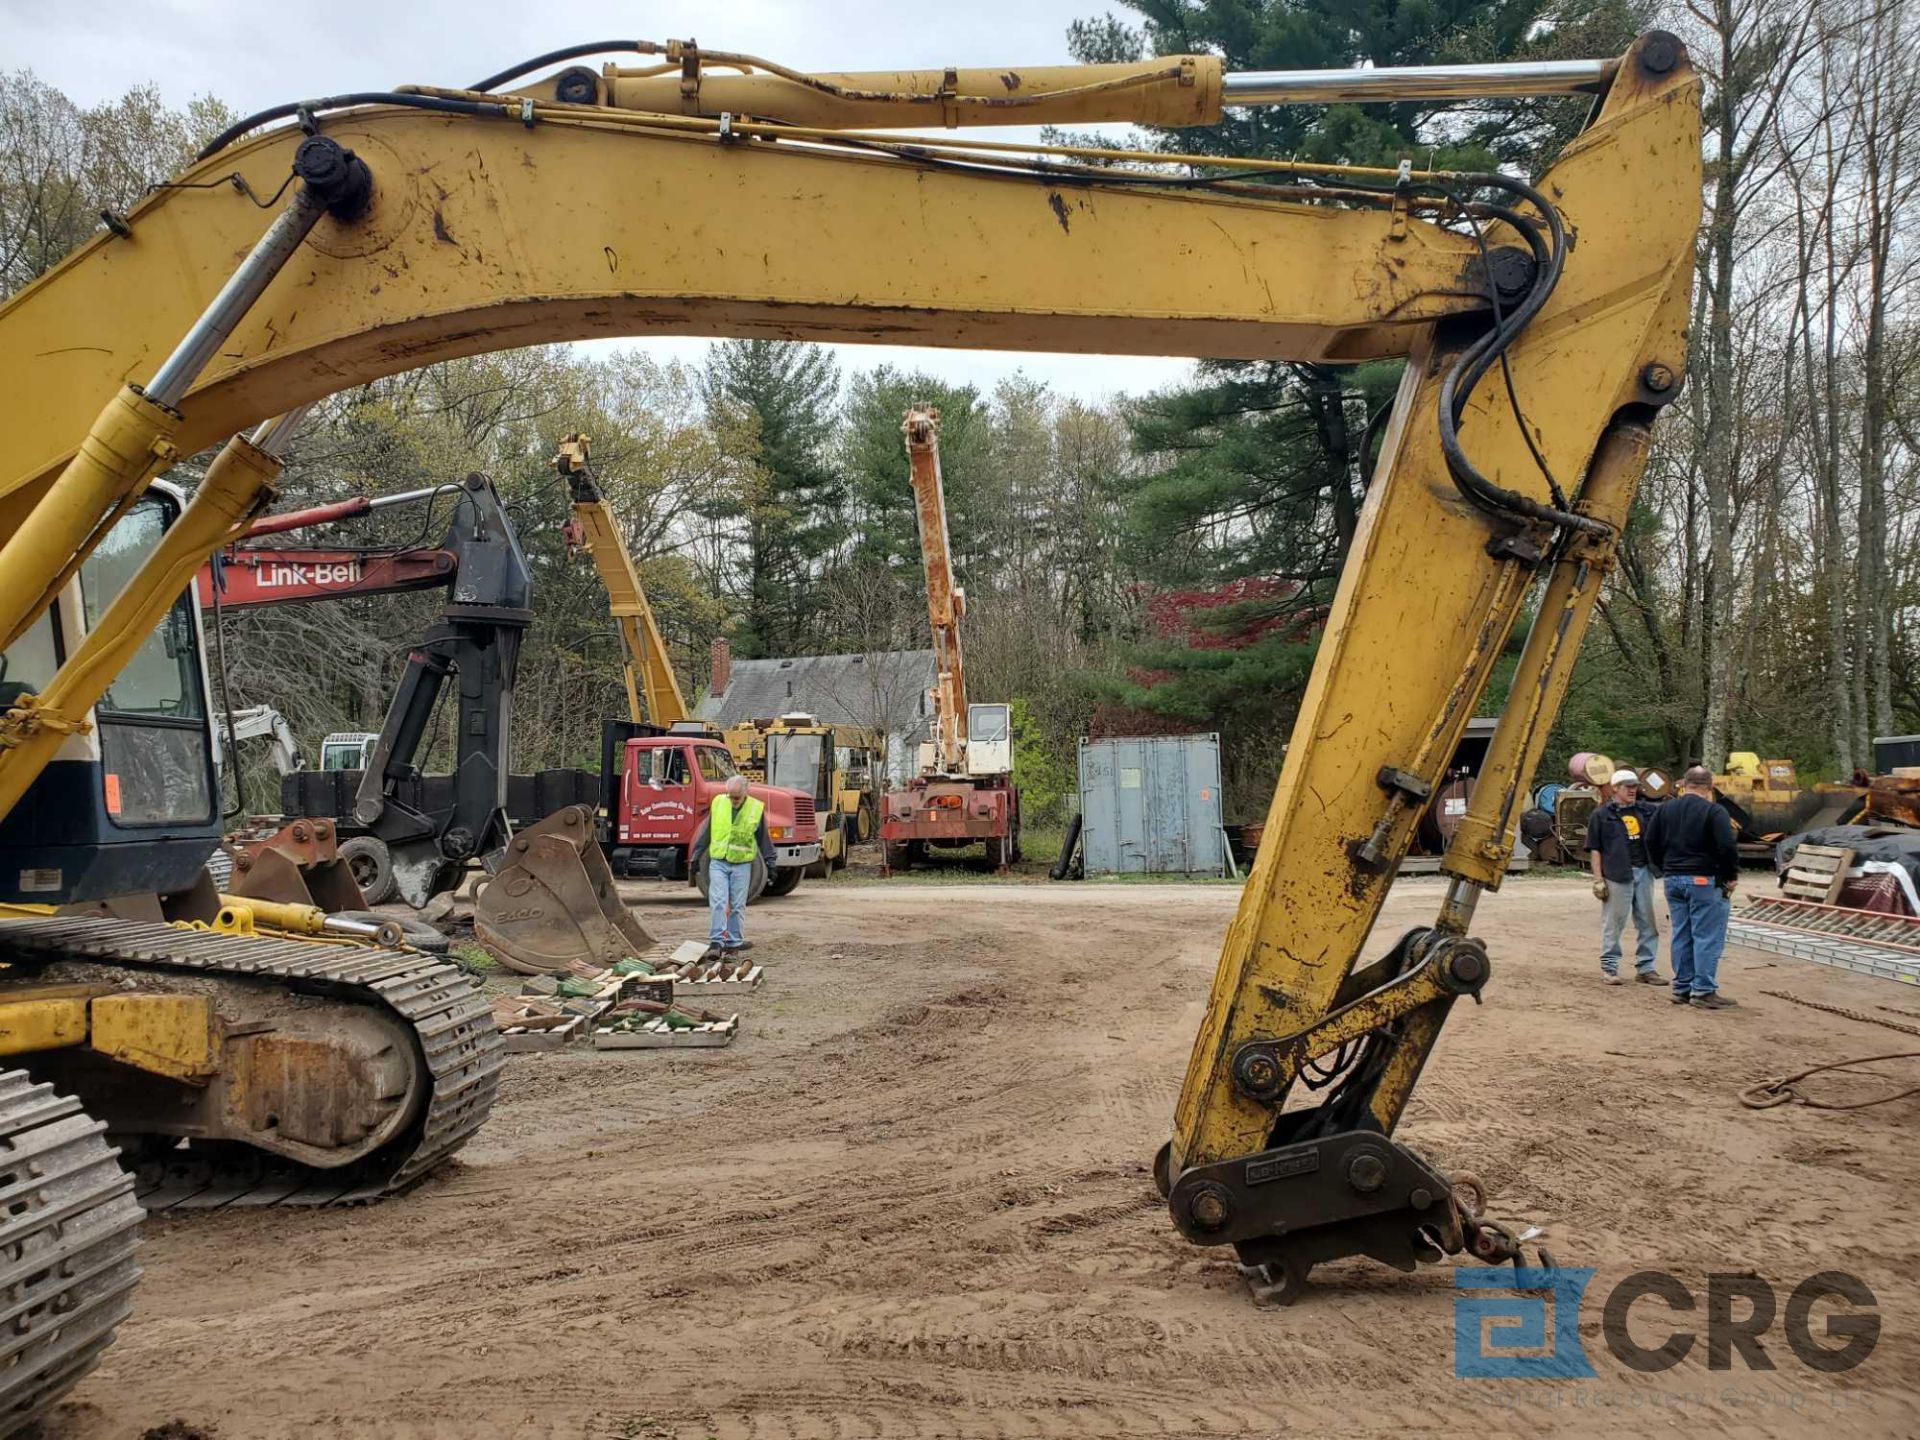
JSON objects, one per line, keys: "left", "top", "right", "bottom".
{"left": 0, "top": 34, "right": 1700, "bottom": 1298}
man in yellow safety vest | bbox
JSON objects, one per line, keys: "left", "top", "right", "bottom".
{"left": 702, "top": 775, "right": 773, "bottom": 958}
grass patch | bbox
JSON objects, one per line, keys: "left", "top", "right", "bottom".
{"left": 449, "top": 942, "right": 499, "bottom": 974}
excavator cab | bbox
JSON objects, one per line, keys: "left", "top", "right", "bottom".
{"left": 0, "top": 485, "right": 222, "bottom": 905}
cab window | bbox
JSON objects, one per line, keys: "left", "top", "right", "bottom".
{"left": 77, "top": 494, "right": 212, "bottom": 827}
{"left": 696, "top": 746, "right": 736, "bottom": 782}
{"left": 82, "top": 501, "right": 201, "bottom": 719}
{"left": 0, "top": 609, "right": 60, "bottom": 709}
{"left": 645, "top": 747, "right": 691, "bottom": 785}
{"left": 968, "top": 704, "right": 1011, "bottom": 743}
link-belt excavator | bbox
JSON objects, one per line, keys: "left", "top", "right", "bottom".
{"left": 0, "top": 30, "right": 1698, "bottom": 1427}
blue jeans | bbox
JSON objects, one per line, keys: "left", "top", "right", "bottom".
{"left": 1601, "top": 866, "right": 1659, "bottom": 976}
{"left": 1664, "top": 875, "right": 1730, "bottom": 998}
{"left": 708, "top": 857, "right": 752, "bottom": 948}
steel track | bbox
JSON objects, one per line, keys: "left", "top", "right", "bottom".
{"left": 0, "top": 915, "right": 505, "bottom": 1209}
{"left": 0, "top": 1069, "right": 143, "bottom": 1439}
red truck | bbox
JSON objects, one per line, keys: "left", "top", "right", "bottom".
{"left": 605, "top": 723, "right": 821, "bottom": 898}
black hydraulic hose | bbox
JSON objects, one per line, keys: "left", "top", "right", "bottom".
{"left": 1428, "top": 172, "right": 1607, "bottom": 539}
{"left": 198, "top": 92, "right": 524, "bottom": 160}
{"left": 471, "top": 41, "right": 651, "bottom": 93}
{"left": 1465, "top": 200, "right": 1568, "bottom": 509}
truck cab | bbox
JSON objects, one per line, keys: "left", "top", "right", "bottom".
{"left": 609, "top": 730, "right": 821, "bottom": 895}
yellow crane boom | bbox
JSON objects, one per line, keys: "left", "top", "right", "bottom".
{"left": 553, "top": 433, "right": 690, "bottom": 728}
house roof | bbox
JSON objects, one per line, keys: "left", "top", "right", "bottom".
{"left": 698, "top": 649, "right": 936, "bottom": 738}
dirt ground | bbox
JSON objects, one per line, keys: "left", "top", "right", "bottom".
{"left": 45, "top": 876, "right": 1920, "bottom": 1439}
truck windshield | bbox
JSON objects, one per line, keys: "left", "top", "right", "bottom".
{"left": 768, "top": 733, "right": 825, "bottom": 798}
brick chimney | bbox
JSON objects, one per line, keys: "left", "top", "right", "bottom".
{"left": 709, "top": 636, "right": 732, "bottom": 698}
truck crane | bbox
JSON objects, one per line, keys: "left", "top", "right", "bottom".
{"left": 881, "top": 407, "right": 1020, "bottom": 872}
{"left": 0, "top": 30, "right": 1698, "bottom": 1425}
{"left": 546, "top": 435, "right": 822, "bottom": 900}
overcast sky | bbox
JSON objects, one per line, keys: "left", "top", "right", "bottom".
{"left": 0, "top": 0, "right": 1202, "bottom": 402}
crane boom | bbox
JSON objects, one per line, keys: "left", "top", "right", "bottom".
{"left": 553, "top": 434, "right": 690, "bottom": 727}
{"left": 902, "top": 407, "right": 968, "bottom": 771}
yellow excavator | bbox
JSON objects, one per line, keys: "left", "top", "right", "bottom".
{"left": 0, "top": 29, "right": 1697, "bottom": 1424}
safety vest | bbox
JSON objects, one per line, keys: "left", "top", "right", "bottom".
{"left": 709, "top": 793, "right": 764, "bottom": 864}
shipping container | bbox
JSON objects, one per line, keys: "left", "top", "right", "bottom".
{"left": 1078, "top": 734, "right": 1225, "bottom": 876}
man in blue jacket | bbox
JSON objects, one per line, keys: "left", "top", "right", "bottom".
{"left": 1645, "top": 766, "right": 1741, "bottom": 1009}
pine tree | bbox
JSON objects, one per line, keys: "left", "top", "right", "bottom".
{"left": 1070, "top": 0, "right": 1648, "bottom": 731}
{"left": 839, "top": 366, "right": 992, "bottom": 580}
{"left": 701, "top": 341, "right": 844, "bottom": 657}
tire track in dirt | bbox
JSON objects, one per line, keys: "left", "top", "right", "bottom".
{"left": 48, "top": 880, "right": 1920, "bottom": 1439}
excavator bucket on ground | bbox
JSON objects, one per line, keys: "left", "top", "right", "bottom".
{"left": 473, "top": 805, "right": 654, "bottom": 975}
{"left": 221, "top": 818, "right": 369, "bottom": 914}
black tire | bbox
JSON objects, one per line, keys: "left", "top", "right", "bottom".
{"left": 764, "top": 865, "right": 804, "bottom": 897}
{"left": 884, "top": 839, "right": 913, "bottom": 871}
{"left": 338, "top": 835, "right": 396, "bottom": 905}
{"left": 1010, "top": 813, "right": 1023, "bottom": 863}
{"left": 855, "top": 800, "right": 876, "bottom": 844}
{"left": 693, "top": 844, "right": 768, "bottom": 902}
{"left": 985, "top": 835, "right": 1010, "bottom": 871}
{"left": 830, "top": 817, "right": 850, "bottom": 871}
{"left": 1051, "top": 813, "right": 1084, "bottom": 881}
{"left": 328, "top": 908, "right": 450, "bottom": 952}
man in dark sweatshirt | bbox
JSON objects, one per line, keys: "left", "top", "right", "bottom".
{"left": 1644, "top": 765, "right": 1741, "bottom": 1009}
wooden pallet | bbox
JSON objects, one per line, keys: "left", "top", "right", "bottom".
{"left": 496, "top": 1009, "right": 591, "bottom": 1052}
{"left": 1780, "top": 844, "right": 1855, "bottom": 904}
{"left": 497, "top": 969, "right": 648, "bottom": 1051}
{"left": 674, "top": 964, "right": 764, "bottom": 995}
{"left": 656, "top": 940, "right": 765, "bottom": 990}
{"left": 592, "top": 1013, "right": 739, "bottom": 1049}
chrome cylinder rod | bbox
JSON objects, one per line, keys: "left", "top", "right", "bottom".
{"left": 145, "top": 189, "right": 329, "bottom": 408}
{"left": 246, "top": 404, "right": 314, "bottom": 456}
{"left": 1223, "top": 58, "right": 1614, "bottom": 106}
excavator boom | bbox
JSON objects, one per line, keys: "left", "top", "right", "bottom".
{"left": 0, "top": 34, "right": 1701, "bottom": 1424}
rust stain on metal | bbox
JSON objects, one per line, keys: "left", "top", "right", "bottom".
{"left": 1048, "top": 193, "right": 1071, "bottom": 234}
{"left": 1000, "top": 70, "right": 1023, "bottom": 91}
{"left": 432, "top": 209, "right": 457, "bottom": 245}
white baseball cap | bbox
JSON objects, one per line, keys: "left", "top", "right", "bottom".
{"left": 1610, "top": 769, "right": 1640, "bottom": 785}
